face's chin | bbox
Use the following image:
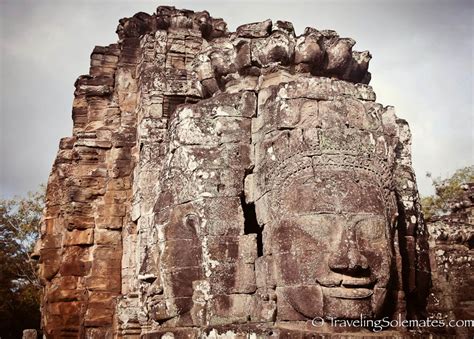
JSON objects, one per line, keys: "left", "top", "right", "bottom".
{"left": 282, "top": 284, "right": 388, "bottom": 320}
{"left": 322, "top": 288, "right": 373, "bottom": 319}
{"left": 319, "top": 286, "right": 387, "bottom": 319}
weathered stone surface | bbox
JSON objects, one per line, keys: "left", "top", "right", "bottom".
{"left": 236, "top": 19, "right": 272, "bottom": 38}
{"left": 22, "top": 329, "right": 37, "bottom": 339}
{"left": 426, "top": 182, "right": 474, "bottom": 338}
{"left": 36, "top": 6, "right": 436, "bottom": 338}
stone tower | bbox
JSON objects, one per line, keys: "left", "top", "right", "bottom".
{"left": 34, "top": 6, "right": 431, "bottom": 338}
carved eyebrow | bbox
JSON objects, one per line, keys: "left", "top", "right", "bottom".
{"left": 351, "top": 218, "right": 368, "bottom": 228}
{"left": 350, "top": 214, "right": 386, "bottom": 225}
{"left": 345, "top": 212, "right": 380, "bottom": 220}
{"left": 296, "top": 211, "right": 337, "bottom": 216}
{"left": 301, "top": 176, "right": 318, "bottom": 185}
{"left": 294, "top": 212, "right": 384, "bottom": 219}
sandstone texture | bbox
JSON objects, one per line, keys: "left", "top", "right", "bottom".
{"left": 427, "top": 183, "right": 474, "bottom": 338}
{"left": 35, "top": 6, "right": 435, "bottom": 338}
{"left": 22, "top": 329, "right": 38, "bottom": 339}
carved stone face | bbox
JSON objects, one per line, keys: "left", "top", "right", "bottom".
{"left": 271, "top": 167, "right": 393, "bottom": 319}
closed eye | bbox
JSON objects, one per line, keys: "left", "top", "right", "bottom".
{"left": 354, "top": 217, "right": 386, "bottom": 240}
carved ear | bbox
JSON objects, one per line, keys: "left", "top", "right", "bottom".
{"left": 393, "top": 118, "right": 431, "bottom": 320}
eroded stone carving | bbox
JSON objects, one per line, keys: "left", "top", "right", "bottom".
{"left": 427, "top": 182, "right": 474, "bottom": 338}
{"left": 35, "top": 6, "right": 431, "bottom": 338}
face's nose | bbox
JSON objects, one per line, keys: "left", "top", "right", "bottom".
{"left": 328, "top": 227, "right": 369, "bottom": 276}
{"left": 30, "top": 239, "right": 42, "bottom": 260}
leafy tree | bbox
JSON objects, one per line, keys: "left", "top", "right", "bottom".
{"left": 0, "top": 187, "right": 44, "bottom": 338}
{"left": 422, "top": 165, "right": 474, "bottom": 220}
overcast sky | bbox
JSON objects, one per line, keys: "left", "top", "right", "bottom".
{"left": 1, "top": 0, "right": 473, "bottom": 199}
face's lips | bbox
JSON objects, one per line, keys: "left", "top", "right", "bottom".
{"left": 317, "top": 276, "right": 376, "bottom": 299}
{"left": 316, "top": 278, "right": 342, "bottom": 288}
{"left": 341, "top": 277, "right": 374, "bottom": 287}
{"left": 317, "top": 276, "right": 375, "bottom": 288}
{"left": 322, "top": 286, "right": 373, "bottom": 299}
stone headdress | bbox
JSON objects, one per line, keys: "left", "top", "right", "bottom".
{"left": 247, "top": 77, "right": 431, "bottom": 320}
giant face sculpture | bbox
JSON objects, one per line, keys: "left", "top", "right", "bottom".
{"left": 136, "top": 76, "right": 430, "bottom": 329}
{"left": 270, "top": 165, "right": 395, "bottom": 319}
{"left": 35, "top": 8, "right": 432, "bottom": 336}
{"left": 142, "top": 74, "right": 427, "bottom": 328}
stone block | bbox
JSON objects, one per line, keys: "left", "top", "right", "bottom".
{"left": 236, "top": 19, "right": 272, "bottom": 38}
{"left": 63, "top": 229, "right": 94, "bottom": 246}
{"left": 59, "top": 246, "right": 91, "bottom": 277}
{"left": 85, "top": 275, "right": 121, "bottom": 293}
{"left": 95, "top": 215, "right": 123, "bottom": 229}
{"left": 94, "top": 229, "right": 121, "bottom": 245}
{"left": 208, "top": 294, "right": 254, "bottom": 325}
{"left": 39, "top": 248, "right": 61, "bottom": 280}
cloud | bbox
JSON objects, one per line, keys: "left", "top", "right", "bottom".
{"left": 1, "top": 0, "right": 472, "bottom": 198}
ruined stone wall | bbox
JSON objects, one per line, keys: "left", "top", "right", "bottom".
{"left": 36, "top": 6, "right": 432, "bottom": 338}
{"left": 36, "top": 8, "right": 228, "bottom": 337}
{"left": 427, "top": 183, "right": 474, "bottom": 338}
{"left": 36, "top": 40, "right": 136, "bottom": 338}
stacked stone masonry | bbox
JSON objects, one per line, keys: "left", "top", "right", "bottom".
{"left": 427, "top": 183, "right": 474, "bottom": 338}
{"left": 34, "top": 6, "right": 449, "bottom": 338}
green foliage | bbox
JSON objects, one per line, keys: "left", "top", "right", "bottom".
{"left": 0, "top": 187, "right": 44, "bottom": 338}
{"left": 422, "top": 166, "right": 474, "bottom": 220}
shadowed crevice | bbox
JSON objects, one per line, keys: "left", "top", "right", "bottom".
{"left": 240, "top": 193, "right": 263, "bottom": 257}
